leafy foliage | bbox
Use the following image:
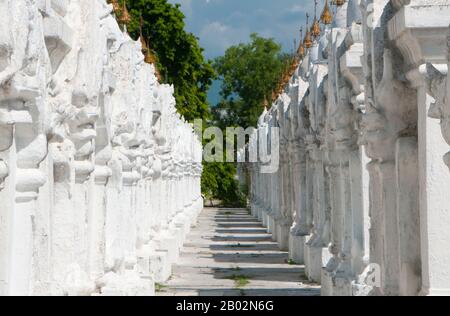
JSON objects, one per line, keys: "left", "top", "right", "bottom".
{"left": 204, "top": 34, "right": 290, "bottom": 207}
{"left": 123, "top": 0, "right": 215, "bottom": 122}
{"left": 213, "top": 33, "right": 290, "bottom": 128}
{"left": 116, "top": 3, "right": 284, "bottom": 207}
{"left": 201, "top": 162, "right": 245, "bottom": 207}
{"left": 118, "top": 0, "right": 222, "bottom": 203}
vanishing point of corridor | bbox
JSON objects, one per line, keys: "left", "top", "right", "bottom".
{"left": 157, "top": 208, "right": 320, "bottom": 296}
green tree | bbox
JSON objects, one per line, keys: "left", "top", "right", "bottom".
{"left": 118, "top": 0, "right": 220, "bottom": 204}
{"left": 201, "top": 162, "right": 245, "bottom": 207}
{"left": 202, "top": 34, "right": 290, "bottom": 207}
{"left": 123, "top": 0, "right": 215, "bottom": 122}
{"left": 213, "top": 33, "right": 290, "bottom": 128}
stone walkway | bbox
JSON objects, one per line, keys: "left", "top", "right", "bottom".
{"left": 157, "top": 208, "right": 320, "bottom": 296}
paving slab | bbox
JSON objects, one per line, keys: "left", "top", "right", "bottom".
{"left": 156, "top": 208, "right": 320, "bottom": 297}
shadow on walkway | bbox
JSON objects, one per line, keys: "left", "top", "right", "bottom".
{"left": 157, "top": 207, "right": 320, "bottom": 296}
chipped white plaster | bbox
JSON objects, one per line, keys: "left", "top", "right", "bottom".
{"left": 0, "top": 0, "right": 202, "bottom": 296}
{"left": 242, "top": 0, "right": 450, "bottom": 296}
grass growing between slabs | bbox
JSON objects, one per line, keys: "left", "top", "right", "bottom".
{"left": 225, "top": 274, "right": 251, "bottom": 288}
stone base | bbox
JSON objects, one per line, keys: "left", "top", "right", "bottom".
{"left": 184, "top": 208, "right": 196, "bottom": 230}
{"left": 156, "top": 234, "right": 180, "bottom": 265}
{"left": 170, "top": 226, "right": 185, "bottom": 254}
{"left": 288, "top": 234, "right": 305, "bottom": 264}
{"left": 304, "top": 244, "right": 323, "bottom": 283}
{"left": 321, "top": 272, "right": 355, "bottom": 296}
{"left": 322, "top": 272, "right": 375, "bottom": 296}
{"left": 276, "top": 224, "right": 290, "bottom": 251}
{"left": 321, "top": 269, "right": 334, "bottom": 296}
{"left": 149, "top": 250, "right": 172, "bottom": 283}
{"left": 61, "top": 264, "right": 96, "bottom": 296}
{"left": 257, "top": 208, "right": 263, "bottom": 221}
{"left": 268, "top": 216, "right": 276, "bottom": 236}
{"left": 261, "top": 210, "right": 268, "bottom": 227}
{"left": 320, "top": 249, "right": 334, "bottom": 295}
{"left": 333, "top": 276, "right": 353, "bottom": 296}
{"left": 250, "top": 204, "right": 258, "bottom": 218}
{"left": 99, "top": 272, "right": 154, "bottom": 296}
{"left": 419, "top": 288, "right": 450, "bottom": 296}
{"left": 189, "top": 198, "right": 203, "bottom": 228}
{"left": 352, "top": 282, "right": 374, "bottom": 296}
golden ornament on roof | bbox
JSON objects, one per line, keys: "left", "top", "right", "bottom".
{"left": 146, "top": 42, "right": 162, "bottom": 81}
{"left": 145, "top": 50, "right": 157, "bottom": 65}
{"left": 139, "top": 16, "right": 149, "bottom": 55}
{"left": 290, "top": 57, "right": 299, "bottom": 75}
{"left": 303, "top": 14, "right": 312, "bottom": 49}
{"left": 141, "top": 37, "right": 149, "bottom": 54}
{"left": 280, "top": 80, "right": 285, "bottom": 93}
{"left": 312, "top": 17, "right": 321, "bottom": 38}
{"left": 321, "top": 0, "right": 333, "bottom": 25}
{"left": 312, "top": 0, "right": 321, "bottom": 38}
{"left": 108, "top": 0, "right": 120, "bottom": 12}
{"left": 298, "top": 43, "right": 305, "bottom": 58}
{"left": 144, "top": 37, "right": 158, "bottom": 65}
{"left": 118, "top": 0, "right": 131, "bottom": 27}
{"left": 155, "top": 69, "right": 162, "bottom": 82}
{"left": 297, "top": 28, "right": 305, "bottom": 57}
{"left": 333, "top": 0, "right": 345, "bottom": 6}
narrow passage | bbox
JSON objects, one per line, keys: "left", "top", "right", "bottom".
{"left": 157, "top": 208, "right": 320, "bottom": 296}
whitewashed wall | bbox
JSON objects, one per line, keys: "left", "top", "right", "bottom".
{"left": 244, "top": 0, "right": 450, "bottom": 296}
{"left": 0, "top": 0, "right": 203, "bottom": 296}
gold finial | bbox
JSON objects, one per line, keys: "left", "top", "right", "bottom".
{"left": 304, "top": 13, "right": 312, "bottom": 49}
{"left": 139, "top": 16, "right": 149, "bottom": 55}
{"left": 332, "top": 0, "right": 345, "bottom": 6}
{"left": 277, "top": 85, "right": 282, "bottom": 96}
{"left": 145, "top": 51, "right": 157, "bottom": 65}
{"left": 108, "top": 0, "right": 120, "bottom": 12}
{"left": 144, "top": 38, "right": 161, "bottom": 81}
{"left": 141, "top": 38, "right": 150, "bottom": 56}
{"left": 289, "top": 57, "right": 298, "bottom": 77}
{"left": 118, "top": 0, "right": 131, "bottom": 28}
{"left": 144, "top": 37, "right": 157, "bottom": 64}
{"left": 155, "top": 71, "right": 162, "bottom": 82}
{"left": 312, "top": 0, "right": 321, "bottom": 38}
{"left": 282, "top": 68, "right": 289, "bottom": 86}
{"left": 320, "top": 0, "right": 333, "bottom": 25}
{"left": 153, "top": 63, "right": 162, "bottom": 82}
{"left": 281, "top": 82, "right": 285, "bottom": 92}
{"left": 278, "top": 60, "right": 292, "bottom": 92}
{"left": 297, "top": 28, "right": 305, "bottom": 58}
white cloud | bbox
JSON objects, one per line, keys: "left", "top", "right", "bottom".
{"left": 172, "top": 0, "right": 313, "bottom": 58}
{"left": 198, "top": 21, "right": 250, "bottom": 58}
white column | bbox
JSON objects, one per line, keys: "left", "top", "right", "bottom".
{"left": 388, "top": 1, "right": 450, "bottom": 295}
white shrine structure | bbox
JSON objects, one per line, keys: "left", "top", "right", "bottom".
{"left": 0, "top": 0, "right": 203, "bottom": 295}
{"left": 243, "top": 0, "right": 450, "bottom": 296}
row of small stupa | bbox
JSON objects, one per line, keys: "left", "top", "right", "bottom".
{"left": 107, "top": 0, "right": 161, "bottom": 80}
{"left": 264, "top": 0, "right": 341, "bottom": 108}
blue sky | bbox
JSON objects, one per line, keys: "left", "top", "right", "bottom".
{"left": 169, "top": 0, "right": 313, "bottom": 59}
{"left": 167, "top": 0, "right": 314, "bottom": 104}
